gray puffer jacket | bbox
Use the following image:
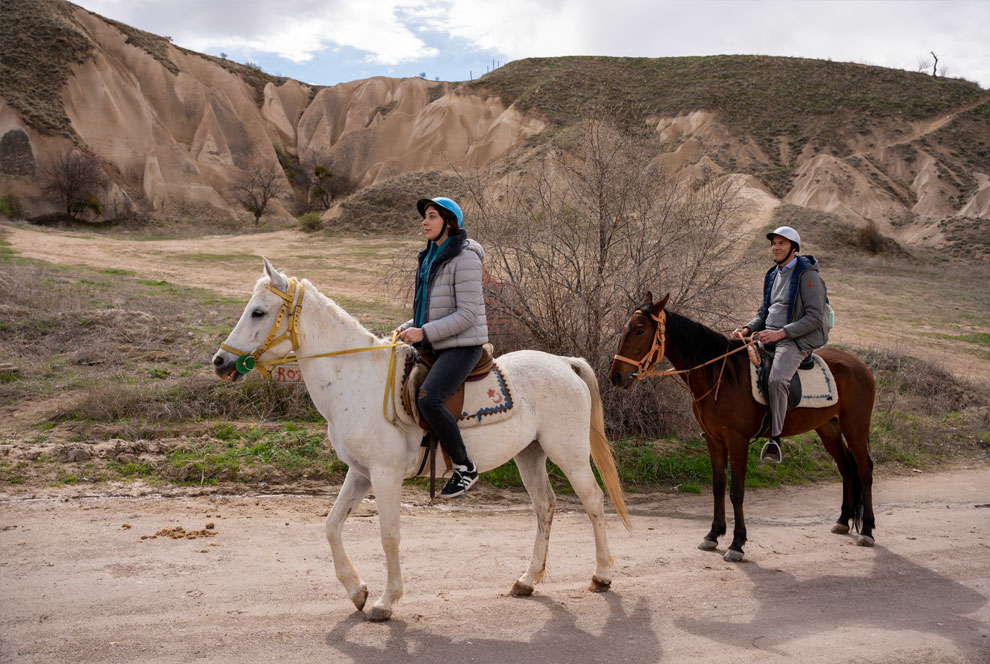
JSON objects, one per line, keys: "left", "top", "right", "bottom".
{"left": 745, "top": 254, "right": 829, "bottom": 352}
{"left": 401, "top": 232, "right": 489, "bottom": 350}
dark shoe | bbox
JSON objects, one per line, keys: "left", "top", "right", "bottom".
{"left": 439, "top": 462, "right": 478, "bottom": 498}
{"left": 760, "top": 437, "right": 782, "bottom": 464}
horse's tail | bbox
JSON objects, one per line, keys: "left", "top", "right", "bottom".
{"left": 571, "top": 358, "right": 631, "bottom": 531}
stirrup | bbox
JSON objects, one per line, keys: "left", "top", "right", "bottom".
{"left": 760, "top": 440, "right": 782, "bottom": 464}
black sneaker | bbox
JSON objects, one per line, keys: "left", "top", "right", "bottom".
{"left": 439, "top": 463, "right": 478, "bottom": 498}
{"left": 760, "top": 437, "right": 782, "bottom": 464}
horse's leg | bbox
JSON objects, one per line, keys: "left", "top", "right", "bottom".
{"left": 842, "top": 417, "right": 876, "bottom": 546}
{"left": 509, "top": 441, "right": 556, "bottom": 597}
{"left": 326, "top": 468, "right": 372, "bottom": 612}
{"left": 699, "top": 434, "right": 728, "bottom": 551}
{"left": 815, "top": 418, "right": 854, "bottom": 534}
{"left": 366, "top": 466, "right": 406, "bottom": 621}
{"left": 546, "top": 442, "right": 614, "bottom": 592}
{"left": 724, "top": 436, "right": 750, "bottom": 562}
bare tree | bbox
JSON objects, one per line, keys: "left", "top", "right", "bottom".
{"left": 301, "top": 151, "right": 359, "bottom": 210}
{"left": 301, "top": 152, "right": 335, "bottom": 210}
{"left": 931, "top": 51, "right": 938, "bottom": 78}
{"left": 41, "top": 150, "right": 108, "bottom": 221}
{"left": 465, "top": 115, "right": 750, "bottom": 436}
{"left": 231, "top": 162, "right": 290, "bottom": 228}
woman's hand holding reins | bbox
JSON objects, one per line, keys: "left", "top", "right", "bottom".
{"left": 396, "top": 327, "right": 424, "bottom": 344}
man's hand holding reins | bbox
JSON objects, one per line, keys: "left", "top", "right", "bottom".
{"left": 757, "top": 329, "right": 786, "bottom": 344}
{"left": 731, "top": 327, "right": 750, "bottom": 340}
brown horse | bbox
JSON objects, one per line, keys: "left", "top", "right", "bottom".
{"left": 609, "top": 292, "right": 876, "bottom": 562}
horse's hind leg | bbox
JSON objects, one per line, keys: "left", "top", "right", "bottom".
{"left": 326, "top": 468, "right": 372, "bottom": 612}
{"left": 842, "top": 417, "right": 876, "bottom": 547}
{"left": 815, "top": 418, "right": 855, "bottom": 534}
{"left": 546, "top": 442, "right": 614, "bottom": 592}
{"left": 510, "top": 441, "right": 556, "bottom": 597}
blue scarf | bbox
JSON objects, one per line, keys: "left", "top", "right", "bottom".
{"left": 413, "top": 238, "right": 448, "bottom": 327}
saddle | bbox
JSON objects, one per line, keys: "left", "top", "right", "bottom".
{"left": 400, "top": 343, "right": 495, "bottom": 432}
{"left": 751, "top": 342, "right": 815, "bottom": 440}
{"left": 401, "top": 344, "right": 495, "bottom": 499}
{"left": 755, "top": 342, "right": 813, "bottom": 410}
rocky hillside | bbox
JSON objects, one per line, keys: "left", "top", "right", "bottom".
{"left": 1, "top": 0, "right": 987, "bottom": 254}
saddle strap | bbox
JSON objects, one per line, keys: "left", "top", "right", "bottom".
{"left": 418, "top": 434, "right": 453, "bottom": 501}
{"left": 429, "top": 434, "right": 437, "bottom": 500}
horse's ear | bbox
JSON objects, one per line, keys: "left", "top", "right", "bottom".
{"left": 650, "top": 293, "right": 670, "bottom": 315}
{"left": 642, "top": 291, "right": 654, "bottom": 306}
{"left": 262, "top": 256, "right": 287, "bottom": 292}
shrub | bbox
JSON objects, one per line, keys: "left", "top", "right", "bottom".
{"left": 857, "top": 219, "right": 885, "bottom": 254}
{"left": 0, "top": 193, "right": 24, "bottom": 219}
{"left": 297, "top": 211, "right": 323, "bottom": 232}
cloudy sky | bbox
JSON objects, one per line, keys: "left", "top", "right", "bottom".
{"left": 77, "top": 0, "right": 989, "bottom": 88}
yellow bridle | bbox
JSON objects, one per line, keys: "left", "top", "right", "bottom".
{"left": 220, "top": 278, "right": 305, "bottom": 378}
{"left": 220, "top": 277, "right": 406, "bottom": 425}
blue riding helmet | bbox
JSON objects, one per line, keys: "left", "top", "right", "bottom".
{"left": 417, "top": 197, "right": 463, "bottom": 228}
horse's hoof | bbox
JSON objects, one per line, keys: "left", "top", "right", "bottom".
{"left": 831, "top": 523, "right": 850, "bottom": 534}
{"left": 723, "top": 549, "right": 744, "bottom": 562}
{"left": 698, "top": 538, "right": 718, "bottom": 551}
{"left": 588, "top": 575, "right": 612, "bottom": 593}
{"left": 856, "top": 534, "right": 875, "bottom": 547}
{"left": 351, "top": 583, "right": 368, "bottom": 611}
{"left": 509, "top": 580, "right": 534, "bottom": 597}
{"left": 365, "top": 606, "right": 392, "bottom": 622}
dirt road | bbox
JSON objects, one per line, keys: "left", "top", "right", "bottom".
{"left": 2, "top": 468, "right": 989, "bottom": 663}
{"left": 0, "top": 224, "right": 418, "bottom": 303}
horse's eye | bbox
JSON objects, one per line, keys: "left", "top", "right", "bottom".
{"left": 635, "top": 328, "right": 646, "bottom": 336}
{"left": 251, "top": 309, "right": 265, "bottom": 318}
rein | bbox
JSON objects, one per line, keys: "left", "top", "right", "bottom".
{"left": 613, "top": 309, "right": 758, "bottom": 403}
{"left": 221, "top": 277, "right": 407, "bottom": 425}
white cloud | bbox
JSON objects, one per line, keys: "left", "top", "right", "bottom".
{"left": 81, "top": 0, "right": 439, "bottom": 64}
{"left": 439, "top": 0, "right": 988, "bottom": 84}
{"left": 77, "top": 0, "right": 990, "bottom": 86}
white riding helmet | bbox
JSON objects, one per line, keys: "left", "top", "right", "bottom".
{"left": 766, "top": 226, "right": 801, "bottom": 250}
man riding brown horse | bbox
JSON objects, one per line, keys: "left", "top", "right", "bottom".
{"left": 732, "top": 226, "right": 830, "bottom": 464}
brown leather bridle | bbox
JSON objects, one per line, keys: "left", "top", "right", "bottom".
{"left": 612, "top": 309, "right": 670, "bottom": 381}
{"left": 613, "top": 307, "right": 760, "bottom": 403}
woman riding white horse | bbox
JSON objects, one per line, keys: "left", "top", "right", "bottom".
{"left": 213, "top": 257, "right": 629, "bottom": 621}
{"left": 392, "top": 196, "right": 487, "bottom": 498}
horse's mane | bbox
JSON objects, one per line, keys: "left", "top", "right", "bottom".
{"left": 257, "top": 273, "right": 379, "bottom": 345}
{"left": 664, "top": 309, "right": 747, "bottom": 386}
{"left": 301, "top": 278, "right": 381, "bottom": 344}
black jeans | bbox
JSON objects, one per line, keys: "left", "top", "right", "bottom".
{"left": 417, "top": 345, "right": 483, "bottom": 468}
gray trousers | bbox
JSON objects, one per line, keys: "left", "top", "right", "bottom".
{"left": 767, "top": 338, "right": 806, "bottom": 437}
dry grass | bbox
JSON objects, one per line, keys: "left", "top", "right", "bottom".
{"left": 0, "top": 0, "right": 93, "bottom": 138}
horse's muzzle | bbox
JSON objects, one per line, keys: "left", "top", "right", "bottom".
{"left": 212, "top": 351, "right": 242, "bottom": 382}
{"left": 609, "top": 370, "right": 636, "bottom": 390}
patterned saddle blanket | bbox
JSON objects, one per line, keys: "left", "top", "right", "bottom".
{"left": 749, "top": 352, "right": 838, "bottom": 409}
{"left": 401, "top": 349, "right": 515, "bottom": 430}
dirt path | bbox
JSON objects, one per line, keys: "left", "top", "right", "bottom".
{"left": 2, "top": 468, "right": 989, "bottom": 663}
{"left": 0, "top": 224, "right": 417, "bottom": 304}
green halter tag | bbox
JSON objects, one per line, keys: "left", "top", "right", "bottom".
{"left": 235, "top": 354, "right": 255, "bottom": 374}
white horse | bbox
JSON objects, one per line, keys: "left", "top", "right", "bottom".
{"left": 212, "top": 258, "right": 630, "bottom": 621}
